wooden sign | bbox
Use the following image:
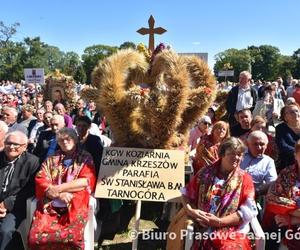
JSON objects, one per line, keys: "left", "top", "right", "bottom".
{"left": 137, "top": 15, "right": 167, "bottom": 52}
{"left": 95, "top": 147, "right": 185, "bottom": 202}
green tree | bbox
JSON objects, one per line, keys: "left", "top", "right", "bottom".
{"left": 0, "top": 21, "right": 25, "bottom": 80}
{"left": 247, "top": 46, "right": 262, "bottom": 79}
{"left": 62, "top": 51, "right": 80, "bottom": 76}
{"left": 0, "top": 21, "right": 20, "bottom": 47}
{"left": 74, "top": 64, "right": 87, "bottom": 83}
{"left": 44, "top": 45, "right": 64, "bottom": 72}
{"left": 248, "top": 45, "right": 281, "bottom": 80}
{"left": 23, "top": 37, "right": 48, "bottom": 70}
{"left": 214, "top": 48, "right": 252, "bottom": 82}
{"left": 82, "top": 44, "right": 118, "bottom": 83}
{"left": 277, "top": 55, "right": 296, "bottom": 80}
{"left": 0, "top": 41, "right": 26, "bottom": 80}
{"left": 292, "top": 49, "right": 300, "bottom": 78}
{"left": 119, "top": 41, "right": 136, "bottom": 50}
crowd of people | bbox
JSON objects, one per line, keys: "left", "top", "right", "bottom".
{"left": 0, "top": 80, "right": 111, "bottom": 249}
{"left": 178, "top": 71, "right": 300, "bottom": 249}
{"left": 1, "top": 71, "right": 300, "bottom": 249}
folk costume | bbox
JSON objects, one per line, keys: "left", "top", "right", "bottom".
{"left": 264, "top": 165, "right": 300, "bottom": 249}
{"left": 193, "top": 134, "right": 220, "bottom": 174}
{"left": 28, "top": 149, "right": 96, "bottom": 250}
{"left": 182, "top": 160, "right": 256, "bottom": 249}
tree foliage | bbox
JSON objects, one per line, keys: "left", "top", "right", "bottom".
{"left": 0, "top": 21, "right": 20, "bottom": 47}
{"left": 214, "top": 49, "right": 252, "bottom": 82}
{"left": 277, "top": 55, "right": 296, "bottom": 80}
{"left": 0, "top": 41, "right": 26, "bottom": 80}
{"left": 74, "top": 64, "right": 86, "bottom": 84}
{"left": 119, "top": 41, "right": 136, "bottom": 50}
{"left": 82, "top": 44, "right": 118, "bottom": 83}
{"left": 292, "top": 48, "right": 300, "bottom": 79}
{"left": 44, "top": 45, "right": 64, "bottom": 72}
{"left": 61, "top": 51, "right": 81, "bottom": 76}
{"left": 248, "top": 45, "right": 281, "bottom": 80}
{"left": 215, "top": 45, "right": 299, "bottom": 82}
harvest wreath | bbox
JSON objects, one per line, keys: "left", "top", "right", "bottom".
{"left": 82, "top": 44, "right": 217, "bottom": 155}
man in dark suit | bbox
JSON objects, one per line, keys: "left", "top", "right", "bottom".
{"left": 225, "top": 71, "right": 258, "bottom": 129}
{"left": 33, "top": 114, "right": 65, "bottom": 163}
{"left": 0, "top": 131, "right": 39, "bottom": 250}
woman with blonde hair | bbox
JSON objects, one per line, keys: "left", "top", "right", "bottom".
{"left": 193, "top": 121, "right": 230, "bottom": 173}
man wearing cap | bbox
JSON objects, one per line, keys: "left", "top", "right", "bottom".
{"left": 188, "top": 115, "right": 211, "bottom": 153}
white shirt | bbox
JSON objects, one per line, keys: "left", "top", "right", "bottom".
{"left": 89, "top": 123, "right": 112, "bottom": 147}
{"left": 236, "top": 87, "right": 253, "bottom": 112}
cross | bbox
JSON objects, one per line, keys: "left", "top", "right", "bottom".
{"left": 137, "top": 15, "right": 167, "bottom": 52}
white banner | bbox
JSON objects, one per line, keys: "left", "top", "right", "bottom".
{"left": 218, "top": 70, "right": 234, "bottom": 77}
{"left": 24, "top": 68, "right": 45, "bottom": 85}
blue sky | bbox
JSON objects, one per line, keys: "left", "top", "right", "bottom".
{"left": 1, "top": 0, "right": 300, "bottom": 68}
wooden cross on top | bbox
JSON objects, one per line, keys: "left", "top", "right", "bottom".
{"left": 137, "top": 15, "right": 167, "bottom": 52}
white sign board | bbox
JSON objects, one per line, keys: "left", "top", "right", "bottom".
{"left": 24, "top": 68, "right": 45, "bottom": 85}
{"left": 95, "top": 147, "right": 185, "bottom": 202}
{"left": 218, "top": 70, "right": 234, "bottom": 77}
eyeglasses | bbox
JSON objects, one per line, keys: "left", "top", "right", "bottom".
{"left": 202, "top": 122, "right": 211, "bottom": 126}
{"left": 57, "top": 137, "right": 73, "bottom": 143}
{"left": 4, "top": 142, "right": 26, "bottom": 148}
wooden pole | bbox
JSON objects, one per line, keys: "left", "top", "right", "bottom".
{"left": 132, "top": 200, "right": 142, "bottom": 250}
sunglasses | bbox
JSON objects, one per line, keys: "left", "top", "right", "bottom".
{"left": 4, "top": 142, "right": 26, "bottom": 148}
{"left": 202, "top": 122, "right": 211, "bottom": 126}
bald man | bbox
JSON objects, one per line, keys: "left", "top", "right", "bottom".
{"left": 0, "top": 131, "right": 39, "bottom": 249}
